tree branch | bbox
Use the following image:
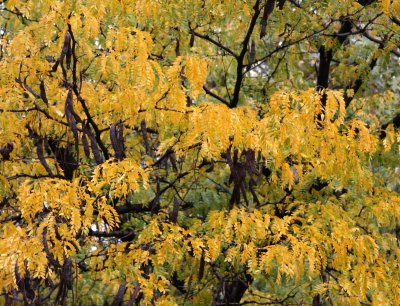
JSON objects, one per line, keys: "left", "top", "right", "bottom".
{"left": 188, "top": 25, "right": 238, "bottom": 59}
{"left": 231, "top": 0, "right": 262, "bottom": 108}
{"left": 203, "top": 85, "right": 230, "bottom": 106}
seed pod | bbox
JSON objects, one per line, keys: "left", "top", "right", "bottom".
{"left": 81, "top": 132, "right": 91, "bottom": 159}
{"left": 62, "top": 257, "right": 73, "bottom": 290}
{"left": 278, "top": 0, "right": 286, "bottom": 10}
{"left": 65, "top": 89, "right": 79, "bottom": 154}
{"left": 66, "top": 44, "right": 72, "bottom": 69}
{"left": 83, "top": 123, "right": 103, "bottom": 165}
{"left": 110, "top": 121, "right": 125, "bottom": 160}
{"left": 110, "top": 124, "right": 118, "bottom": 152}
{"left": 245, "top": 150, "right": 259, "bottom": 175}
{"left": 141, "top": 120, "right": 152, "bottom": 155}
{"left": 39, "top": 80, "right": 49, "bottom": 106}
{"left": 36, "top": 138, "right": 53, "bottom": 176}
{"left": 117, "top": 120, "right": 123, "bottom": 142}
{"left": 42, "top": 227, "right": 60, "bottom": 268}
{"left": 60, "top": 31, "right": 71, "bottom": 65}
{"left": 169, "top": 152, "right": 178, "bottom": 172}
{"left": 170, "top": 196, "right": 180, "bottom": 223}
{"left": 111, "top": 280, "right": 127, "bottom": 306}
{"left": 260, "top": 0, "right": 276, "bottom": 39}
{"left": 290, "top": 165, "right": 300, "bottom": 185}
{"left": 249, "top": 39, "right": 256, "bottom": 66}
{"left": 65, "top": 89, "right": 73, "bottom": 111}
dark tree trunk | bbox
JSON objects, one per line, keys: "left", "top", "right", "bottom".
{"left": 214, "top": 277, "right": 249, "bottom": 305}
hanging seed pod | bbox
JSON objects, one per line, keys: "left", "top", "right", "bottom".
{"left": 65, "top": 89, "right": 79, "bottom": 154}
{"left": 36, "top": 138, "right": 53, "bottom": 176}
{"left": 170, "top": 196, "right": 180, "bottom": 223}
{"left": 81, "top": 132, "right": 91, "bottom": 159}
{"left": 249, "top": 39, "right": 256, "bottom": 66}
{"left": 260, "top": 0, "right": 276, "bottom": 39}
{"left": 141, "top": 119, "right": 152, "bottom": 156}
{"left": 83, "top": 123, "right": 103, "bottom": 165}
{"left": 66, "top": 44, "right": 72, "bottom": 69}
{"left": 42, "top": 227, "right": 60, "bottom": 268}
{"left": 39, "top": 80, "right": 49, "bottom": 106}
{"left": 59, "top": 31, "right": 71, "bottom": 65}
{"left": 62, "top": 257, "right": 73, "bottom": 290}
{"left": 169, "top": 152, "right": 178, "bottom": 172}
{"left": 110, "top": 121, "right": 125, "bottom": 160}
{"left": 65, "top": 88, "right": 73, "bottom": 112}
{"left": 290, "top": 165, "right": 300, "bottom": 185}
{"left": 111, "top": 280, "right": 127, "bottom": 306}
{"left": 110, "top": 124, "right": 118, "bottom": 153}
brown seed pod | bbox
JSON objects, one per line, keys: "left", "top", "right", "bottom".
{"left": 260, "top": 0, "right": 276, "bottom": 39}
{"left": 110, "top": 121, "right": 125, "bottom": 160}
{"left": 60, "top": 31, "right": 71, "bottom": 65}
{"left": 39, "top": 80, "right": 49, "bottom": 106}
{"left": 81, "top": 132, "right": 91, "bottom": 159}
{"left": 249, "top": 39, "right": 256, "bottom": 66}
{"left": 83, "top": 123, "right": 103, "bottom": 165}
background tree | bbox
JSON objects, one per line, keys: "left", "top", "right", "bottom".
{"left": 0, "top": 0, "right": 400, "bottom": 305}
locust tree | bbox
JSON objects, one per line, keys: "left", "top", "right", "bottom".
{"left": 1, "top": 0, "right": 400, "bottom": 305}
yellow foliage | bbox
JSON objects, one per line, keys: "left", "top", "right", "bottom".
{"left": 185, "top": 56, "right": 208, "bottom": 100}
{"left": 0, "top": 0, "right": 399, "bottom": 304}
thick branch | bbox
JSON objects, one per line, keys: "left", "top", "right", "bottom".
{"left": 231, "top": 0, "right": 262, "bottom": 108}
{"left": 316, "top": 18, "right": 352, "bottom": 106}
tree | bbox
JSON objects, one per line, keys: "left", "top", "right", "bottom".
{"left": 0, "top": 0, "right": 400, "bottom": 304}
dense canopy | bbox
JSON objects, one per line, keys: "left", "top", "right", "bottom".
{"left": 0, "top": 0, "right": 400, "bottom": 305}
